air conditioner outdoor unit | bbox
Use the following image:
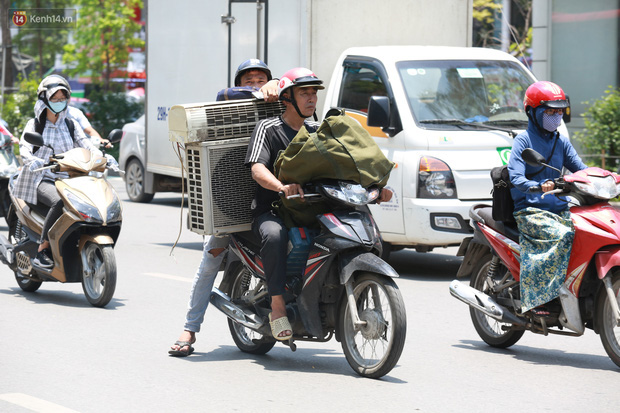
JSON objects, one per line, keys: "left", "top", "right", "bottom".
{"left": 168, "top": 98, "right": 285, "bottom": 144}
{"left": 169, "top": 98, "right": 285, "bottom": 235}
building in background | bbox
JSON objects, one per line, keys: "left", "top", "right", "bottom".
{"left": 532, "top": 0, "right": 619, "bottom": 138}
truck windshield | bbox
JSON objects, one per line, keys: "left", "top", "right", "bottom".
{"left": 396, "top": 60, "right": 533, "bottom": 128}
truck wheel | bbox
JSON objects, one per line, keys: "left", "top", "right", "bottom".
{"left": 125, "top": 159, "right": 154, "bottom": 203}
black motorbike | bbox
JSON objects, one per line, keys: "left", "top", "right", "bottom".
{"left": 209, "top": 180, "right": 407, "bottom": 378}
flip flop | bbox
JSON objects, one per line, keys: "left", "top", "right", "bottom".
{"left": 168, "top": 340, "right": 195, "bottom": 357}
{"left": 269, "top": 313, "right": 293, "bottom": 341}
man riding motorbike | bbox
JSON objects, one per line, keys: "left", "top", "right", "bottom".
{"left": 244, "top": 67, "right": 392, "bottom": 341}
{"left": 12, "top": 75, "right": 103, "bottom": 269}
{"left": 507, "top": 80, "right": 587, "bottom": 314}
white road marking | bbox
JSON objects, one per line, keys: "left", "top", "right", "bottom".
{"left": 144, "top": 272, "right": 193, "bottom": 283}
{"left": 0, "top": 393, "right": 80, "bottom": 413}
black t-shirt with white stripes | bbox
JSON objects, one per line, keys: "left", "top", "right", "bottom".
{"left": 245, "top": 116, "right": 319, "bottom": 217}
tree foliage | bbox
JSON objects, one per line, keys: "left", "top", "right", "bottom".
{"left": 574, "top": 87, "right": 620, "bottom": 170}
{"left": 62, "top": 0, "right": 143, "bottom": 92}
{"left": 473, "top": 0, "right": 532, "bottom": 59}
{"left": 11, "top": 0, "right": 72, "bottom": 77}
{"left": 0, "top": 74, "right": 40, "bottom": 137}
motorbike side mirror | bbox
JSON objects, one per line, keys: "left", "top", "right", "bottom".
{"left": 24, "top": 132, "right": 45, "bottom": 147}
{"left": 522, "top": 148, "right": 546, "bottom": 166}
{"left": 1, "top": 134, "right": 12, "bottom": 146}
{"left": 107, "top": 129, "right": 124, "bottom": 144}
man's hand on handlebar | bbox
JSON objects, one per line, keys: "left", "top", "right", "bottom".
{"left": 377, "top": 188, "right": 393, "bottom": 204}
{"left": 279, "top": 183, "right": 304, "bottom": 199}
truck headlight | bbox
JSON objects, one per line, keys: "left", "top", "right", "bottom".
{"left": 417, "top": 156, "right": 457, "bottom": 199}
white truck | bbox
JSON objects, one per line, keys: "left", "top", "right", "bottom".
{"left": 119, "top": 0, "right": 472, "bottom": 202}
{"left": 321, "top": 46, "right": 565, "bottom": 254}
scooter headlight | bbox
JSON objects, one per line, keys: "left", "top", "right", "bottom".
{"left": 574, "top": 175, "right": 619, "bottom": 199}
{"left": 106, "top": 192, "right": 122, "bottom": 223}
{"left": 63, "top": 189, "right": 103, "bottom": 222}
{"left": 322, "top": 182, "right": 380, "bottom": 206}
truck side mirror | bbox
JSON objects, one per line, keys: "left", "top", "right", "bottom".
{"left": 563, "top": 95, "right": 571, "bottom": 124}
{"left": 367, "top": 96, "right": 391, "bottom": 128}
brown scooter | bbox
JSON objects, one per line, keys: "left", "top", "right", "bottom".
{"left": 0, "top": 130, "right": 123, "bottom": 307}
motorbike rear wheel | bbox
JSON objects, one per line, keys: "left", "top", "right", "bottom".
{"left": 470, "top": 258, "right": 524, "bottom": 348}
{"left": 339, "top": 272, "right": 407, "bottom": 379}
{"left": 81, "top": 242, "right": 116, "bottom": 307}
{"left": 227, "top": 265, "right": 276, "bottom": 355}
{"left": 8, "top": 209, "right": 42, "bottom": 293}
{"left": 597, "top": 271, "right": 620, "bottom": 368}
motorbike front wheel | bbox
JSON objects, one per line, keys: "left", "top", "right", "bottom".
{"left": 597, "top": 270, "right": 620, "bottom": 368}
{"left": 339, "top": 272, "right": 407, "bottom": 379}
{"left": 227, "top": 265, "right": 276, "bottom": 355}
{"left": 81, "top": 242, "right": 116, "bottom": 307}
{"left": 470, "top": 257, "right": 524, "bottom": 348}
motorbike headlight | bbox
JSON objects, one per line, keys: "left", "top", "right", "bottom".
{"left": 106, "top": 193, "right": 122, "bottom": 223}
{"left": 323, "top": 182, "right": 380, "bottom": 206}
{"left": 63, "top": 189, "right": 103, "bottom": 222}
{"left": 418, "top": 157, "right": 457, "bottom": 199}
{"left": 575, "top": 175, "right": 619, "bottom": 199}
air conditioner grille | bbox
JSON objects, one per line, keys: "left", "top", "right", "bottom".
{"left": 201, "top": 101, "right": 285, "bottom": 141}
{"left": 186, "top": 139, "right": 256, "bottom": 235}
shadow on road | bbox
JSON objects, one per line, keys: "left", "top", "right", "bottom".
{"left": 454, "top": 339, "right": 617, "bottom": 371}
{"left": 0, "top": 287, "right": 126, "bottom": 309}
{"left": 388, "top": 249, "right": 462, "bottom": 281}
{"left": 172, "top": 344, "right": 408, "bottom": 383}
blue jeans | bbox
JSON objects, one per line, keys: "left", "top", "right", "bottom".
{"left": 183, "top": 235, "right": 229, "bottom": 332}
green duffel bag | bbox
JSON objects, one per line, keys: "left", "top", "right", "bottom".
{"left": 273, "top": 109, "right": 394, "bottom": 227}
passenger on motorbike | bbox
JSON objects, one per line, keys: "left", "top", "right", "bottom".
{"left": 12, "top": 75, "right": 102, "bottom": 269}
{"left": 169, "top": 59, "right": 279, "bottom": 357}
{"left": 507, "top": 81, "right": 587, "bottom": 314}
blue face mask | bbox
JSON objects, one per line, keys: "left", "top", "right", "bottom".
{"left": 47, "top": 100, "right": 67, "bottom": 114}
{"left": 542, "top": 112, "right": 562, "bottom": 132}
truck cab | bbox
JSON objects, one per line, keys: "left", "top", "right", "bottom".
{"left": 323, "top": 46, "right": 544, "bottom": 253}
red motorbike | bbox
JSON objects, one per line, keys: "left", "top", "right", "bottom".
{"left": 450, "top": 148, "right": 620, "bottom": 368}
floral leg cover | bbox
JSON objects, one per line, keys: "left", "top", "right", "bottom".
{"left": 514, "top": 207, "right": 574, "bottom": 313}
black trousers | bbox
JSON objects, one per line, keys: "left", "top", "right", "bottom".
{"left": 37, "top": 180, "right": 64, "bottom": 244}
{"left": 252, "top": 210, "right": 288, "bottom": 297}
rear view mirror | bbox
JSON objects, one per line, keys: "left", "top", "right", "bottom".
{"left": 367, "top": 96, "right": 391, "bottom": 128}
{"left": 522, "top": 148, "right": 545, "bottom": 166}
{"left": 24, "top": 132, "right": 44, "bottom": 147}
{"left": 107, "top": 129, "right": 124, "bottom": 144}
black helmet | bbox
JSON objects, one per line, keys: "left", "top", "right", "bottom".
{"left": 234, "top": 59, "right": 272, "bottom": 86}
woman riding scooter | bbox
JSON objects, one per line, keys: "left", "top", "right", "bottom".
{"left": 12, "top": 75, "right": 102, "bottom": 269}
{"left": 507, "top": 81, "right": 587, "bottom": 315}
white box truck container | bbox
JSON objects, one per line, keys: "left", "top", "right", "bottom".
{"left": 119, "top": 0, "right": 473, "bottom": 202}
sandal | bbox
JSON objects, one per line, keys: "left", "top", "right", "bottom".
{"left": 530, "top": 306, "right": 550, "bottom": 316}
{"left": 168, "top": 340, "right": 195, "bottom": 357}
{"left": 269, "top": 313, "right": 292, "bottom": 341}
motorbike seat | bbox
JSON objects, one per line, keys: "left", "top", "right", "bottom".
{"left": 476, "top": 206, "right": 520, "bottom": 242}
{"left": 233, "top": 230, "right": 262, "bottom": 249}
{"left": 26, "top": 202, "right": 50, "bottom": 219}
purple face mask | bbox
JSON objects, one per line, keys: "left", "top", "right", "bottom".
{"left": 542, "top": 112, "right": 562, "bottom": 132}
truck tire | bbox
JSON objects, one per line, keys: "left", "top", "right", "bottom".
{"left": 125, "top": 159, "right": 154, "bottom": 203}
